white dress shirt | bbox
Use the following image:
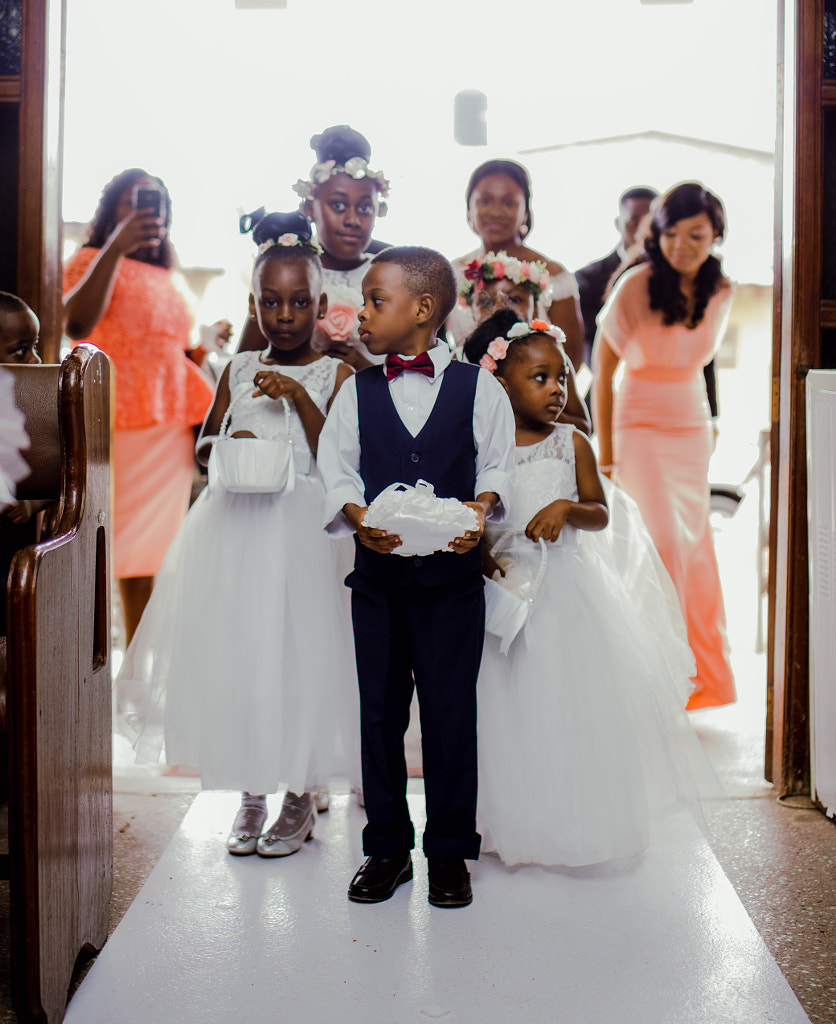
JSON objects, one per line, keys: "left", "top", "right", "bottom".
{"left": 318, "top": 343, "right": 516, "bottom": 536}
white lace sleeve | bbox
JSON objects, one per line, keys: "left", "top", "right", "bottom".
{"left": 545, "top": 270, "right": 580, "bottom": 304}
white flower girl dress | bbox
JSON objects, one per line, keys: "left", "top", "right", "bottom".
{"left": 477, "top": 423, "right": 718, "bottom": 867}
{"left": 117, "top": 352, "right": 358, "bottom": 796}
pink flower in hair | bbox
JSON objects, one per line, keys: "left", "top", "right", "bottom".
{"left": 487, "top": 337, "right": 510, "bottom": 361}
{"left": 479, "top": 353, "right": 498, "bottom": 373}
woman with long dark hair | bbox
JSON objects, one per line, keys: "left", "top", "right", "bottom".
{"left": 593, "top": 182, "right": 735, "bottom": 711}
{"left": 64, "top": 168, "right": 214, "bottom": 644}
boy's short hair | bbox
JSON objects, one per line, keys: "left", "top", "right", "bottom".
{"left": 0, "top": 291, "right": 34, "bottom": 322}
{"left": 371, "top": 246, "right": 457, "bottom": 327}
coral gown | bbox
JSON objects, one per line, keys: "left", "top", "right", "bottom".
{"left": 598, "top": 263, "right": 735, "bottom": 710}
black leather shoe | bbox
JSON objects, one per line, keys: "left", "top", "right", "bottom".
{"left": 427, "top": 857, "right": 473, "bottom": 908}
{"left": 347, "top": 854, "right": 413, "bottom": 903}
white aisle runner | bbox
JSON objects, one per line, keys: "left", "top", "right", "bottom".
{"left": 65, "top": 790, "right": 810, "bottom": 1024}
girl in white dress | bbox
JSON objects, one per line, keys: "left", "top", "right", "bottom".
{"left": 292, "top": 124, "right": 390, "bottom": 369}
{"left": 465, "top": 314, "right": 716, "bottom": 867}
{"left": 455, "top": 252, "right": 591, "bottom": 436}
{"left": 117, "top": 214, "right": 358, "bottom": 858}
{"left": 237, "top": 126, "right": 389, "bottom": 368}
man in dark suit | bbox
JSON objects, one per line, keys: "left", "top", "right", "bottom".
{"left": 576, "top": 186, "right": 657, "bottom": 372}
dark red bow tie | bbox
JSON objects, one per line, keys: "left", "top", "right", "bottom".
{"left": 385, "top": 352, "right": 435, "bottom": 382}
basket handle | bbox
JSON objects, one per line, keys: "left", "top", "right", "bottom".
{"left": 218, "top": 383, "right": 292, "bottom": 442}
{"left": 489, "top": 530, "right": 549, "bottom": 604}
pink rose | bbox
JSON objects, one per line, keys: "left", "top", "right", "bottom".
{"left": 479, "top": 353, "right": 498, "bottom": 373}
{"left": 487, "top": 337, "right": 510, "bottom": 361}
{"left": 321, "top": 302, "right": 359, "bottom": 341}
{"left": 492, "top": 260, "right": 506, "bottom": 278}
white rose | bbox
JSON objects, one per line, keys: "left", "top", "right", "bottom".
{"left": 343, "top": 157, "right": 368, "bottom": 179}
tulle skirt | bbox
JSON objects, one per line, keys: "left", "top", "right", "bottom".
{"left": 116, "top": 473, "right": 359, "bottom": 795}
{"left": 477, "top": 523, "right": 718, "bottom": 868}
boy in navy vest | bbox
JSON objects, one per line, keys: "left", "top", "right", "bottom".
{"left": 319, "top": 246, "right": 514, "bottom": 908}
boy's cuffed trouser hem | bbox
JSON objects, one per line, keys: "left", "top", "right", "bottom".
{"left": 422, "top": 832, "right": 482, "bottom": 861}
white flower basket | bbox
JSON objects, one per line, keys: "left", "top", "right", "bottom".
{"left": 208, "top": 386, "right": 296, "bottom": 495}
{"left": 484, "top": 530, "right": 548, "bottom": 654}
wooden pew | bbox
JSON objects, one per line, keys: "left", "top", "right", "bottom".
{"left": 3, "top": 344, "right": 113, "bottom": 1024}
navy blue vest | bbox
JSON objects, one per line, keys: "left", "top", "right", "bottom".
{"left": 354, "top": 360, "right": 482, "bottom": 587}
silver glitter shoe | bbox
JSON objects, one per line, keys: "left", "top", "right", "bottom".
{"left": 226, "top": 801, "right": 267, "bottom": 856}
{"left": 256, "top": 791, "right": 316, "bottom": 857}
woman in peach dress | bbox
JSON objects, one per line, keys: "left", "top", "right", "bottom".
{"left": 593, "top": 182, "right": 735, "bottom": 710}
{"left": 64, "top": 169, "right": 214, "bottom": 644}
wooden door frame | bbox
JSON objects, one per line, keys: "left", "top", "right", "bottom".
{"left": 16, "top": 0, "right": 66, "bottom": 363}
{"left": 767, "top": 0, "right": 824, "bottom": 796}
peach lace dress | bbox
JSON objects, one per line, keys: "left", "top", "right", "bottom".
{"left": 598, "top": 263, "right": 735, "bottom": 710}
{"left": 63, "top": 248, "right": 214, "bottom": 577}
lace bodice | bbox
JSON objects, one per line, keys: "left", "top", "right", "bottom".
{"left": 486, "top": 424, "right": 578, "bottom": 552}
{"left": 225, "top": 352, "right": 340, "bottom": 456}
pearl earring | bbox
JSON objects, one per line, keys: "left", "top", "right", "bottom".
{"left": 520, "top": 224, "right": 529, "bottom": 237}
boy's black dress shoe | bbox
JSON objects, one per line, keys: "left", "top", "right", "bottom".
{"left": 427, "top": 857, "right": 472, "bottom": 908}
{"left": 347, "top": 854, "right": 413, "bottom": 903}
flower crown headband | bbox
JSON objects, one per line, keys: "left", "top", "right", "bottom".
{"left": 256, "top": 233, "right": 322, "bottom": 256}
{"left": 479, "top": 319, "right": 567, "bottom": 374}
{"left": 460, "top": 251, "right": 550, "bottom": 303}
{"left": 292, "top": 157, "right": 391, "bottom": 202}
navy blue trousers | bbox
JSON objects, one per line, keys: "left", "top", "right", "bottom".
{"left": 348, "top": 570, "right": 484, "bottom": 860}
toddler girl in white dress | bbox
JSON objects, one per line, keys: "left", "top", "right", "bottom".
{"left": 465, "top": 312, "right": 717, "bottom": 867}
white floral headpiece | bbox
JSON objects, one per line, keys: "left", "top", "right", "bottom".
{"left": 292, "top": 157, "right": 391, "bottom": 201}
{"left": 256, "top": 233, "right": 322, "bottom": 256}
{"left": 478, "top": 319, "right": 567, "bottom": 374}
{"left": 460, "top": 251, "right": 550, "bottom": 303}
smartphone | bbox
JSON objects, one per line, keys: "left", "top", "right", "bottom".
{"left": 133, "top": 186, "right": 165, "bottom": 219}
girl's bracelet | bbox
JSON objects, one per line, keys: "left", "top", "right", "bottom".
{"left": 598, "top": 463, "right": 616, "bottom": 473}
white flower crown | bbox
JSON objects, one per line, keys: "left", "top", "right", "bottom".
{"left": 478, "top": 319, "right": 567, "bottom": 374}
{"left": 256, "top": 233, "right": 322, "bottom": 256}
{"left": 292, "top": 157, "right": 390, "bottom": 201}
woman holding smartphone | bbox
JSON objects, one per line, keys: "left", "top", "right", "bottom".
{"left": 64, "top": 168, "right": 214, "bottom": 645}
